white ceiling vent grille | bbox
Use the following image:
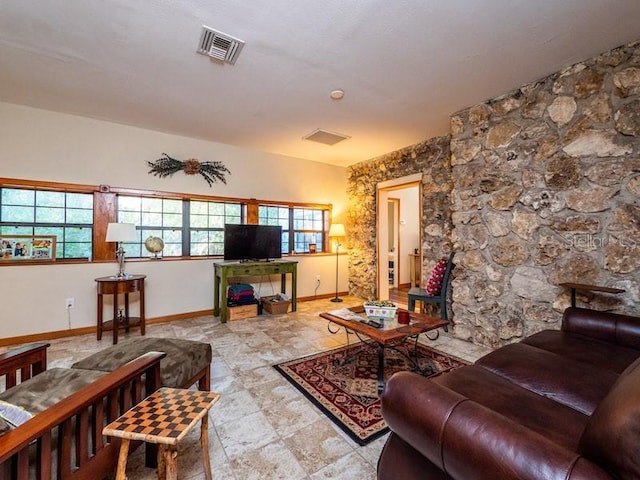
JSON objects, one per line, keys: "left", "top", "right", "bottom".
{"left": 303, "top": 129, "right": 351, "bottom": 146}
{"left": 197, "top": 26, "right": 244, "bottom": 64}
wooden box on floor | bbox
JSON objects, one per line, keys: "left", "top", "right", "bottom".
{"left": 261, "top": 296, "right": 291, "bottom": 314}
{"left": 228, "top": 303, "right": 258, "bottom": 320}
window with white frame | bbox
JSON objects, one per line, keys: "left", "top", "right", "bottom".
{"left": 190, "top": 200, "right": 242, "bottom": 255}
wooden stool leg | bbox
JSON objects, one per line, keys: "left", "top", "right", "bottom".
{"left": 157, "top": 444, "right": 166, "bottom": 480}
{"left": 201, "top": 414, "right": 213, "bottom": 480}
{"left": 165, "top": 446, "right": 178, "bottom": 480}
{"left": 115, "top": 438, "right": 130, "bottom": 480}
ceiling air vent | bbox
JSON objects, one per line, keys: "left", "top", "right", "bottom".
{"left": 197, "top": 26, "right": 244, "bottom": 64}
{"left": 303, "top": 129, "right": 351, "bottom": 146}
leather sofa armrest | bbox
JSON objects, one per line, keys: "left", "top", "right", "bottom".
{"left": 382, "top": 372, "right": 612, "bottom": 480}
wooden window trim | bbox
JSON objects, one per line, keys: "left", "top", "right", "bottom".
{"left": 1, "top": 178, "right": 333, "bottom": 265}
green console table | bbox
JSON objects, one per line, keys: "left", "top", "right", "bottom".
{"left": 214, "top": 260, "right": 298, "bottom": 323}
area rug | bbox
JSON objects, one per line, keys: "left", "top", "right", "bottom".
{"left": 274, "top": 342, "right": 466, "bottom": 445}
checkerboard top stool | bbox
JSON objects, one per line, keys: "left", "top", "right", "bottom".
{"left": 103, "top": 387, "right": 221, "bottom": 480}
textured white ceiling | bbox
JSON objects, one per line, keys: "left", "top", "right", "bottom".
{"left": 1, "top": 1, "right": 639, "bottom": 166}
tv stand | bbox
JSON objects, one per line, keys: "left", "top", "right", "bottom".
{"left": 213, "top": 260, "right": 298, "bottom": 323}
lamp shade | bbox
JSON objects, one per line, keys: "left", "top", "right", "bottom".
{"left": 105, "top": 223, "right": 137, "bottom": 242}
{"left": 328, "top": 223, "right": 346, "bottom": 238}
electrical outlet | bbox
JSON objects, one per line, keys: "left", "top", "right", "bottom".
{"left": 65, "top": 297, "right": 75, "bottom": 309}
{"left": 315, "top": 275, "right": 321, "bottom": 282}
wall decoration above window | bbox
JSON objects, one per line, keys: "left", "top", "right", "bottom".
{"left": 147, "top": 153, "right": 230, "bottom": 187}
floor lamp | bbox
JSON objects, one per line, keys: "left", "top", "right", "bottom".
{"left": 329, "top": 223, "right": 346, "bottom": 303}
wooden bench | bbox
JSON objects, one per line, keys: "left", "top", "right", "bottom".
{"left": 0, "top": 343, "right": 165, "bottom": 480}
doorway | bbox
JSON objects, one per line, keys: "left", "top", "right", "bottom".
{"left": 387, "top": 198, "right": 400, "bottom": 289}
{"left": 377, "top": 174, "right": 421, "bottom": 302}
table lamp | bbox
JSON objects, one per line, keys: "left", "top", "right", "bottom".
{"left": 106, "top": 222, "right": 137, "bottom": 278}
{"left": 329, "top": 223, "right": 346, "bottom": 302}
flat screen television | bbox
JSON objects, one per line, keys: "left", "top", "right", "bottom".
{"left": 223, "top": 224, "right": 282, "bottom": 261}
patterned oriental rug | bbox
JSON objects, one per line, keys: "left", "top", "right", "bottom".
{"left": 274, "top": 342, "right": 466, "bottom": 445}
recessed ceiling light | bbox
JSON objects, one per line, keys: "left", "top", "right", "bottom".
{"left": 330, "top": 89, "right": 345, "bottom": 100}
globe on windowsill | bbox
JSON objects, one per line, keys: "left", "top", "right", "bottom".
{"left": 144, "top": 236, "right": 164, "bottom": 259}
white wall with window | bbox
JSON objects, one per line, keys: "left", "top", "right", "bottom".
{"left": 0, "top": 102, "right": 348, "bottom": 340}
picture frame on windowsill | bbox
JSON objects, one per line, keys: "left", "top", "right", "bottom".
{"left": 308, "top": 243, "right": 317, "bottom": 254}
{"left": 0, "top": 235, "right": 56, "bottom": 262}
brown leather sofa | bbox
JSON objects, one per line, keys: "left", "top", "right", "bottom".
{"left": 378, "top": 307, "right": 640, "bottom": 480}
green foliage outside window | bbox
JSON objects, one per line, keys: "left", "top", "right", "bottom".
{"left": 0, "top": 188, "right": 93, "bottom": 259}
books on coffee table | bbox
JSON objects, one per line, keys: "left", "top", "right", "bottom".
{"left": 327, "top": 308, "right": 365, "bottom": 322}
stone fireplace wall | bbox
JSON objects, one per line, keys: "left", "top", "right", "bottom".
{"left": 347, "top": 136, "right": 451, "bottom": 300}
{"left": 450, "top": 41, "right": 640, "bottom": 347}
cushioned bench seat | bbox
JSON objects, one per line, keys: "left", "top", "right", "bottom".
{"left": 71, "top": 337, "right": 212, "bottom": 390}
{"left": 0, "top": 367, "right": 106, "bottom": 416}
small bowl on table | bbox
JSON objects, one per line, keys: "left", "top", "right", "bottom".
{"left": 364, "top": 302, "right": 398, "bottom": 321}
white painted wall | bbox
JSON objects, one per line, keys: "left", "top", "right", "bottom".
{"left": 0, "top": 102, "right": 349, "bottom": 339}
{"left": 391, "top": 186, "right": 420, "bottom": 285}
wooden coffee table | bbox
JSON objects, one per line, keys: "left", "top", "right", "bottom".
{"left": 320, "top": 307, "right": 448, "bottom": 394}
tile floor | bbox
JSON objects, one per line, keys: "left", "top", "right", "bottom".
{"left": 10, "top": 297, "right": 492, "bottom": 479}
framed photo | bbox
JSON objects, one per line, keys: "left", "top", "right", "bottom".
{"left": 308, "top": 243, "right": 317, "bottom": 254}
{"left": 0, "top": 236, "right": 56, "bottom": 262}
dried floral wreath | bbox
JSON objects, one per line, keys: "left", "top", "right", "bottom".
{"left": 148, "top": 153, "right": 230, "bottom": 187}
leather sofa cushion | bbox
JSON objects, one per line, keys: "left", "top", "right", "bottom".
{"left": 563, "top": 307, "right": 640, "bottom": 351}
{"left": 432, "top": 364, "right": 588, "bottom": 450}
{"left": 0, "top": 368, "right": 106, "bottom": 415}
{"left": 579, "top": 357, "right": 640, "bottom": 480}
{"left": 523, "top": 330, "right": 640, "bottom": 374}
{"left": 475, "top": 343, "right": 619, "bottom": 415}
{"left": 71, "top": 337, "right": 211, "bottom": 389}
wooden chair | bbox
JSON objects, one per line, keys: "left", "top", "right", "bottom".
{"left": 407, "top": 252, "right": 455, "bottom": 331}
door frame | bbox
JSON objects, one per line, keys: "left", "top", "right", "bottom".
{"left": 376, "top": 173, "right": 422, "bottom": 301}
{"left": 388, "top": 198, "right": 400, "bottom": 288}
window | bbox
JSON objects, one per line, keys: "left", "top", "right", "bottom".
{"left": 293, "top": 207, "right": 327, "bottom": 253}
{"left": 117, "top": 196, "right": 183, "bottom": 257}
{"left": 117, "top": 195, "right": 245, "bottom": 257}
{"left": 259, "top": 204, "right": 328, "bottom": 253}
{"left": 0, "top": 178, "right": 332, "bottom": 263}
{"left": 258, "top": 205, "right": 289, "bottom": 254}
{"left": 0, "top": 187, "right": 93, "bottom": 259}
{"left": 190, "top": 200, "right": 242, "bottom": 255}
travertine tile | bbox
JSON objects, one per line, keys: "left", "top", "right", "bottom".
{"left": 229, "top": 440, "right": 307, "bottom": 480}
{"left": 212, "top": 389, "right": 261, "bottom": 425}
{"left": 217, "top": 411, "right": 279, "bottom": 458}
{"left": 262, "top": 396, "right": 321, "bottom": 437}
{"left": 247, "top": 380, "right": 301, "bottom": 409}
{"left": 309, "top": 450, "right": 377, "bottom": 480}
{"left": 283, "top": 420, "right": 355, "bottom": 475}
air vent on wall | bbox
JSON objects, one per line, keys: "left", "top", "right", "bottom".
{"left": 303, "top": 129, "right": 351, "bottom": 146}
{"left": 197, "top": 25, "right": 244, "bottom": 64}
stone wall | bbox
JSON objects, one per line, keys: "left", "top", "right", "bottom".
{"left": 347, "top": 136, "right": 451, "bottom": 300}
{"left": 450, "top": 41, "right": 640, "bottom": 348}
